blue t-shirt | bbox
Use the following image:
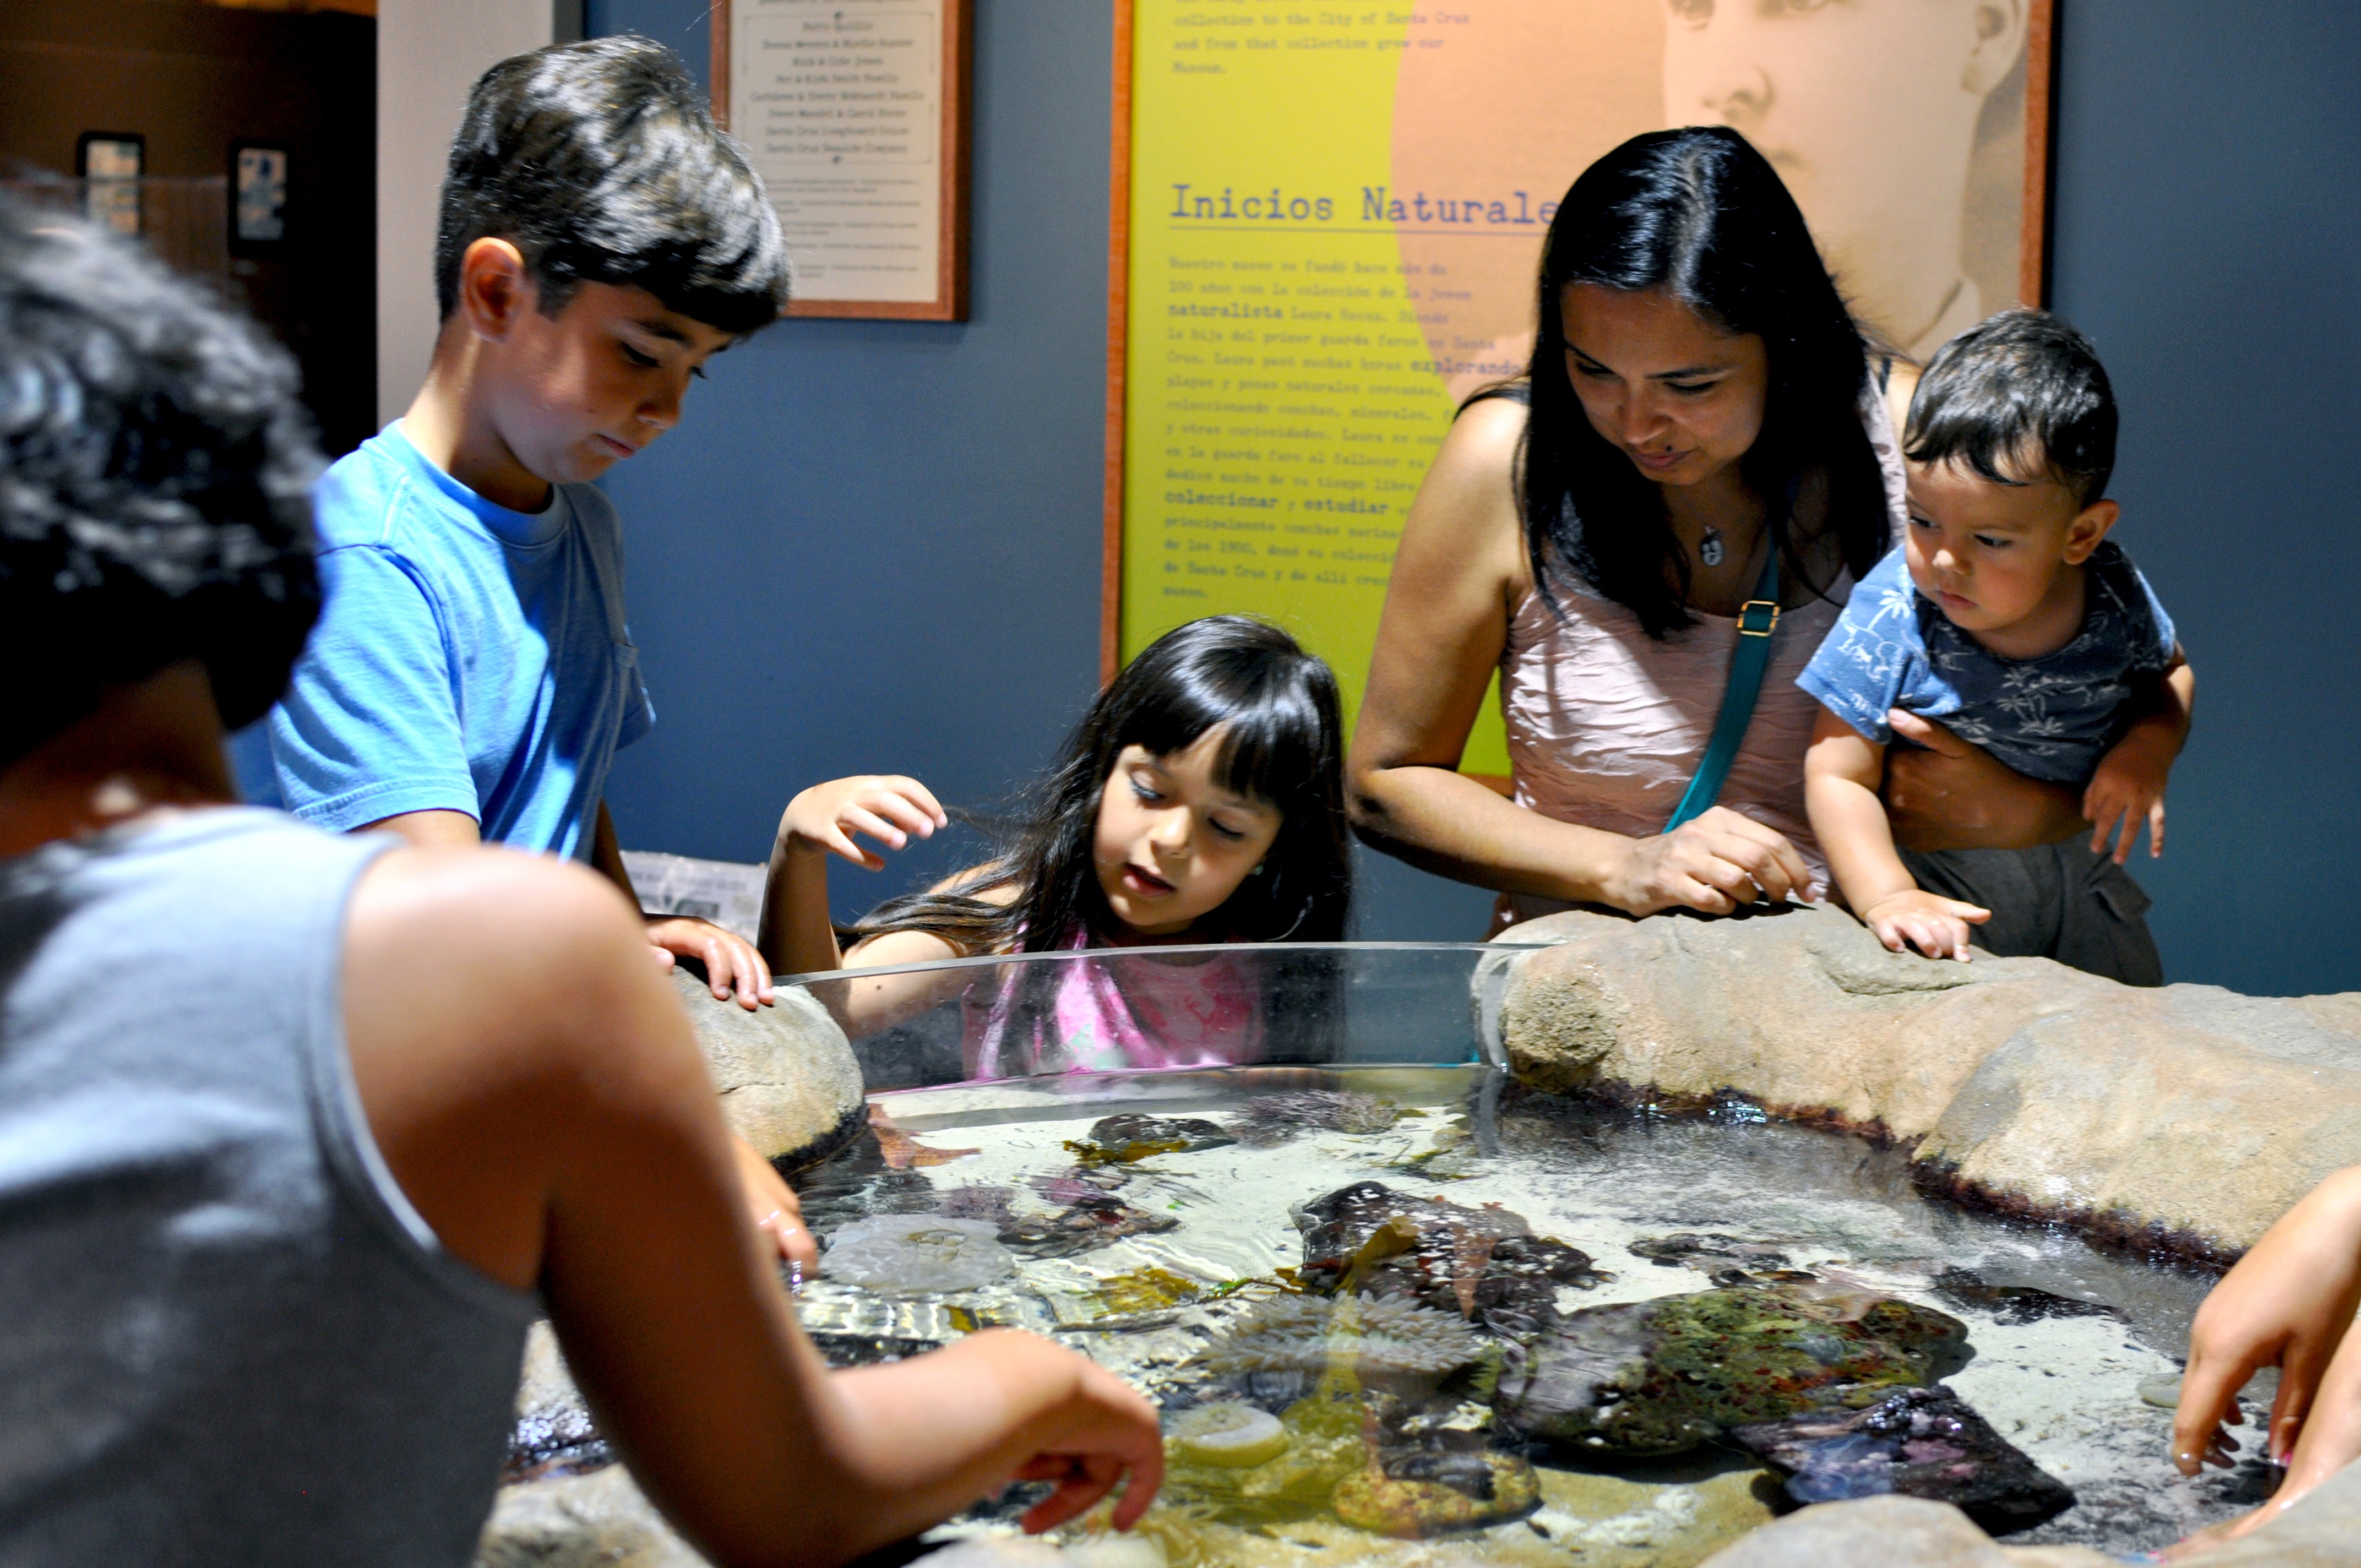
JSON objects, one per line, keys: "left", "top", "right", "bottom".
{"left": 231, "top": 423, "right": 654, "bottom": 860}
{"left": 1796, "top": 541, "right": 2176, "bottom": 786}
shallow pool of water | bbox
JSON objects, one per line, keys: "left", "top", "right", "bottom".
{"left": 786, "top": 1065, "right": 2277, "bottom": 1566}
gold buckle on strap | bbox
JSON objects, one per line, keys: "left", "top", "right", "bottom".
{"left": 1737, "top": 599, "right": 1781, "bottom": 637}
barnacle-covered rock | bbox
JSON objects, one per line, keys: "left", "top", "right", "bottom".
{"left": 1295, "top": 1182, "right": 1585, "bottom": 1322}
{"left": 1229, "top": 1090, "right": 1401, "bottom": 1145}
{"left": 1494, "top": 1283, "right": 1969, "bottom": 1456}
{"left": 1068, "top": 1114, "right": 1235, "bottom": 1164}
{"left": 1330, "top": 1450, "right": 1542, "bottom": 1538}
{"left": 1731, "top": 1384, "right": 2075, "bottom": 1536}
{"left": 821, "top": 1214, "right": 1015, "bottom": 1294}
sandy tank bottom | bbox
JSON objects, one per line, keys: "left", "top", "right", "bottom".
{"left": 789, "top": 1068, "right": 2275, "bottom": 1567}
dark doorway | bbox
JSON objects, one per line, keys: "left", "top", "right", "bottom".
{"left": 1, "top": 0, "right": 377, "bottom": 455}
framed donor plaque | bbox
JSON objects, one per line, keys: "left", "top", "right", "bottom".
{"left": 714, "top": 0, "right": 973, "bottom": 320}
{"left": 1102, "top": 0, "right": 2058, "bottom": 776}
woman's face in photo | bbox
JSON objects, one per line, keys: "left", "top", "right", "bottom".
{"left": 1560, "top": 284, "right": 1770, "bottom": 490}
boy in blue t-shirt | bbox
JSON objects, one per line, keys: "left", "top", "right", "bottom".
{"left": 235, "top": 39, "right": 788, "bottom": 1011}
{"left": 1800, "top": 310, "right": 2194, "bottom": 983}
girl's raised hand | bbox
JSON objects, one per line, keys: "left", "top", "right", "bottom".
{"left": 779, "top": 775, "right": 949, "bottom": 870}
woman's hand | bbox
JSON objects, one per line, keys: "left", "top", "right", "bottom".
{"left": 2174, "top": 1168, "right": 2361, "bottom": 1479}
{"left": 780, "top": 775, "right": 948, "bottom": 869}
{"left": 1881, "top": 710, "right": 2085, "bottom": 852}
{"left": 1602, "top": 805, "right": 1816, "bottom": 916}
{"left": 2083, "top": 723, "right": 2173, "bottom": 865}
{"left": 1860, "top": 888, "right": 1989, "bottom": 961}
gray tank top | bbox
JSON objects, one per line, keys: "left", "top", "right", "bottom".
{"left": 0, "top": 809, "right": 538, "bottom": 1566}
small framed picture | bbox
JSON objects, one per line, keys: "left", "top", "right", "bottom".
{"left": 75, "top": 132, "right": 144, "bottom": 237}
{"left": 231, "top": 142, "right": 289, "bottom": 252}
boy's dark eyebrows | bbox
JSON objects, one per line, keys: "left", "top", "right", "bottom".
{"left": 633, "top": 318, "right": 694, "bottom": 345}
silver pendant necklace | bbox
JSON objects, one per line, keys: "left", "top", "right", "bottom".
{"left": 1699, "top": 527, "right": 1724, "bottom": 568}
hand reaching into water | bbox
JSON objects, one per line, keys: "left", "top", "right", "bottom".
{"left": 2164, "top": 1167, "right": 2361, "bottom": 1551}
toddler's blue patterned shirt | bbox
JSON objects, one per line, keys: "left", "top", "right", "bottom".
{"left": 1796, "top": 541, "right": 2176, "bottom": 786}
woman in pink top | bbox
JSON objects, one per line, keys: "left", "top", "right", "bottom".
{"left": 1351, "top": 128, "right": 2088, "bottom": 932}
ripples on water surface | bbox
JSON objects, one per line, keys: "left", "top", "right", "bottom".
{"left": 791, "top": 1066, "right": 2276, "bottom": 1566}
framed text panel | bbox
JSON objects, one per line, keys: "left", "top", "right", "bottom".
{"left": 1105, "top": 0, "right": 2056, "bottom": 778}
{"left": 714, "top": 0, "right": 972, "bottom": 320}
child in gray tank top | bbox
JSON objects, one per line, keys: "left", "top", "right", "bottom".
{"left": 0, "top": 127, "right": 1162, "bottom": 1568}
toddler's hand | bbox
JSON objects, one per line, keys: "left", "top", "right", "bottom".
{"left": 2084, "top": 732, "right": 2172, "bottom": 864}
{"left": 779, "top": 776, "right": 948, "bottom": 870}
{"left": 1860, "top": 888, "right": 1989, "bottom": 961}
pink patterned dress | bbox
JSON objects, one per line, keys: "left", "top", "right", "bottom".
{"left": 960, "top": 937, "right": 1267, "bottom": 1080}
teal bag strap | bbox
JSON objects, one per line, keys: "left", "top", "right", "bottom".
{"left": 1664, "top": 543, "right": 1782, "bottom": 832}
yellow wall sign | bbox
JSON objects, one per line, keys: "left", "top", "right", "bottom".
{"left": 1109, "top": 2, "right": 2051, "bottom": 780}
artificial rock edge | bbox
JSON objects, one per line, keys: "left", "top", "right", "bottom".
{"left": 1495, "top": 901, "right": 2361, "bottom": 1265}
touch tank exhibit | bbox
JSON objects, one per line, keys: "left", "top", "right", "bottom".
{"left": 493, "top": 928, "right": 2331, "bottom": 1568}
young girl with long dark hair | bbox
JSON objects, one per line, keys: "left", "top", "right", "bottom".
{"left": 758, "top": 615, "right": 1351, "bottom": 1074}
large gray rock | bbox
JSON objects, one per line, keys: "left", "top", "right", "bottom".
{"left": 1497, "top": 903, "right": 2361, "bottom": 1260}
{"left": 1694, "top": 1495, "right": 2020, "bottom": 1567}
{"left": 667, "top": 968, "right": 864, "bottom": 1168}
{"left": 474, "top": 1463, "right": 704, "bottom": 1568}
{"left": 1689, "top": 1464, "right": 2361, "bottom": 1568}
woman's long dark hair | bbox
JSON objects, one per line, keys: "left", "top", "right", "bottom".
{"left": 847, "top": 616, "right": 1352, "bottom": 952}
{"left": 1519, "top": 126, "right": 1889, "bottom": 637}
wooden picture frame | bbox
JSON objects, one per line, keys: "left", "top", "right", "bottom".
{"left": 1099, "top": 0, "right": 2061, "bottom": 692}
{"left": 712, "top": 0, "right": 973, "bottom": 322}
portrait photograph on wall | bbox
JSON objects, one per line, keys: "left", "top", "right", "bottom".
{"left": 1107, "top": 0, "right": 2056, "bottom": 773}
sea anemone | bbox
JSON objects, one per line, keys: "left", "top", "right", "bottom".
{"left": 1201, "top": 1295, "right": 1478, "bottom": 1382}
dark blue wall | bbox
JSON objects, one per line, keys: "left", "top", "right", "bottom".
{"left": 2046, "top": 1, "right": 2361, "bottom": 994}
{"left": 594, "top": 0, "right": 2361, "bottom": 990}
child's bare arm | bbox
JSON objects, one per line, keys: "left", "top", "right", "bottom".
{"left": 1805, "top": 707, "right": 1989, "bottom": 961}
{"left": 344, "top": 849, "right": 1162, "bottom": 1567}
{"left": 758, "top": 776, "right": 949, "bottom": 977}
{"left": 2086, "top": 649, "right": 2194, "bottom": 864}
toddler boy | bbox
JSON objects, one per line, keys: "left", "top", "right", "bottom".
{"left": 1800, "top": 309, "right": 2193, "bottom": 982}
{"left": 233, "top": 37, "right": 785, "bottom": 1007}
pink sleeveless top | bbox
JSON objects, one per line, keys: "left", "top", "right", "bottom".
{"left": 1492, "top": 390, "right": 1907, "bottom": 932}
{"left": 961, "top": 940, "right": 1267, "bottom": 1079}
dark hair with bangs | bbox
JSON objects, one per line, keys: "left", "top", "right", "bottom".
{"left": 1508, "top": 126, "right": 1889, "bottom": 637}
{"left": 1906, "top": 308, "right": 2117, "bottom": 505}
{"left": 0, "top": 199, "right": 321, "bottom": 771}
{"left": 848, "top": 616, "right": 1351, "bottom": 954}
{"left": 436, "top": 35, "right": 789, "bottom": 334}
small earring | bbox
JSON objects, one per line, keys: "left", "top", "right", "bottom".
{"left": 1250, "top": 862, "right": 1267, "bottom": 876}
